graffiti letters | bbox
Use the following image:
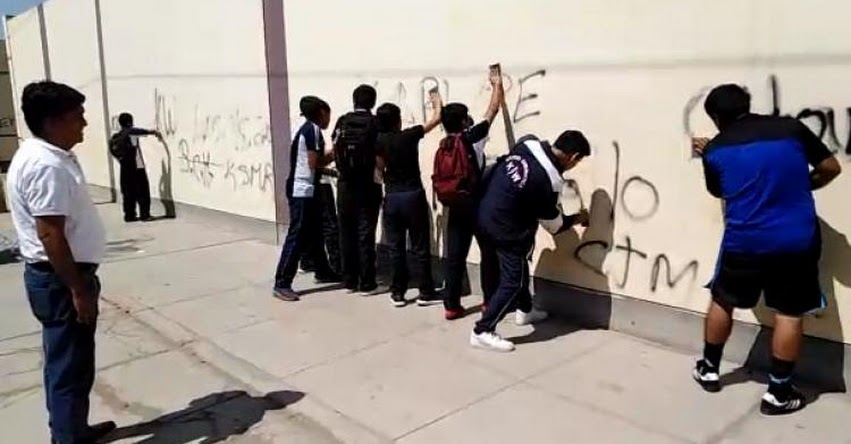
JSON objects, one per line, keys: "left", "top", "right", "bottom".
{"left": 513, "top": 69, "right": 546, "bottom": 123}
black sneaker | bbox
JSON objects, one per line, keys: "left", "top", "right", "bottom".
{"left": 84, "top": 421, "right": 117, "bottom": 442}
{"left": 358, "top": 282, "right": 379, "bottom": 295}
{"left": 390, "top": 293, "right": 407, "bottom": 307}
{"left": 272, "top": 288, "right": 300, "bottom": 302}
{"left": 692, "top": 359, "right": 721, "bottom": 393}
{"left": 417, "top": 292, "right": 443, "bottom": 307}
{"left": 315, "top": 272, "right": 343, "bottom": 284}
{"left": 760, "top": 387, "right": 806, "bottom": 416}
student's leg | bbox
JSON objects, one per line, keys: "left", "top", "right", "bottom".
{"left": 478, "top": 234, "right": 500, "bottom": 309}
{"left": 409, "top": 190, "right": 436, "bottom": 296}
{"left": 320, "top": 184, "right": 343, "bottom": 274}
{"left": 444, "top": 205, "right": 474, "bottom": 311}
{"left": 305, "top": 197, "right": 335, "bottom": 279}
{"left": 383, "top": 192, "right": 408, "bottom": 297}
{"left": 474, "top": 247, "right": 525, "bottom": 335}
{"left": 357, "top": 183, "right": 381, "bottom": 290}
{"left": 119, "top": 168, "right": 137, "bottom": 221}
{"left": 137, "top": 169, "right": 152, "bottom": 220}
{"left": 337, "top": 181, "right": 360, "bottom": 289}
{"left": 274, "top": 198, "right": 307, "bottom": 291}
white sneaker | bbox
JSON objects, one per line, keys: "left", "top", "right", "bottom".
{"left": 515, "top": 308, "right": 548, "bottom": 326}
{"left": 470, "top": 331, "right": 515, "bottom": 352}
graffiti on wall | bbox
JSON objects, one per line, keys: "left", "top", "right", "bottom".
{"left": 684, "top": 75, "right": 851, "bottom": 158}
{"left": 568, "top": 141, "right": 700, "bottom": 293}
{"left": 151, "top": 89, "right": 274, "bottom": 194}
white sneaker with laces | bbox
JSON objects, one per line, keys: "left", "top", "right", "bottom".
{"left": 470, "top": 331, "right": 515, "bottom": 352}
{"left": 515, "top": 308, "right": 548, "bottom": 326}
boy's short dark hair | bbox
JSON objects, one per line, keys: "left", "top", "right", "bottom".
{"left": 441, "top": 103, "right": 469, "bottom": 133}
{"left": 353, "top": 85, "right": 377, "bottom": 110}
{"left": 118, "top": 112, "right": 134, "bottom": 128}
{"left": 553, "top": 130, "right": 591, "bottom": 157}
{"left": 704, "top": 84, "right": 751, "bottom": 127}
{"left": 376, "top": 103, "right": 401, "bottom": 133}
{"left": 299, "top": 96, "right": 329, "bottom": 124}
{"left": 21, "top": 81, "right": 86, "bottom": 137}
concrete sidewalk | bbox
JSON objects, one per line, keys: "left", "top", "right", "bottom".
{"left": 1, "top": 202, "right": 849, "bottom": 443}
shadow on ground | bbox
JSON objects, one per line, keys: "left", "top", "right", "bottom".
{"left": 102, "top": 390, "right": 304, "bottom": 444}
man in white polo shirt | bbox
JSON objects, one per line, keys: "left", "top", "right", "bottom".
{"left": 6, "top": 81, "right": 114, "bottom": 444}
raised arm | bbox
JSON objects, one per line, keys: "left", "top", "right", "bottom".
{"left": 482, "top": 70, "right": 505, "bottom": 124}
{"left": 422, "top": 93, "right": 443, "bottom": 134}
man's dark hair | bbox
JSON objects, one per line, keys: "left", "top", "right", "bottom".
{"left": 353, "top": 84, "right": 377, "bottom": 110}
{"left": 21, "top": 81, "right": 86, "bottom": 137}
{"left": 704, "top": 84, "right": 751, "bottom": 128}
{"left": 553, "top": 130, "right": 591, "bottom": 157}
{"left": 299, "top": 96, "right": 329, "bottom": 124}
{"left": 441, "top": 103, "right": 469, "bottom": 133}
{"left": 376, "top": 103, "right": 401, "bottom": 133}
{"left": 118, "top": 112, "right": 134, "bottom": 128}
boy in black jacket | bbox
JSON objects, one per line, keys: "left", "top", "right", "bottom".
{"left": 472, "top": 131, "right": 590, "bottom": 352}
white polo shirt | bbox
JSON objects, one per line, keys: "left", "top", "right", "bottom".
{"left": 6, "top": 138, "right": 106, "bottom": 264}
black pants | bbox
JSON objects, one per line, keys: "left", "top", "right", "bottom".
{"left": 337, "top": 180, "right": 382, "bottom": 289}
{"left": 443, "top": 203, "right": 479, "bottom": 310}
{"left": 383, "top": 189, "right": 435, "bottom": 296}
{"left": 274, "top": 197, "right": 332, "bottom": 290}
{"left": 475, "top": 236, "right": 533, "bottom": 334}
{"left": 119, "top": 166, "right": 151, "bottom": 221}
{"left": 301, "top": 183, "right": 342, "bottom": 274}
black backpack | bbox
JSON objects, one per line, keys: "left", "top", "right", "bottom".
{"left": 109, "top": 131, "right": 132, "bottom": 163}
{"left": 334, "top": 112, "right": 377, "bottom": 181}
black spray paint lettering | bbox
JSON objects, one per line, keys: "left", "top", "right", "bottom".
{"left": 155, "top": 89, "right": 178, "bottom": 137}
{"left": 513, "top": 69, "right": 546, "bottom": 123}
{"left": 420, "top": 76, "right": 450, "bottom": 123}
{"left": 650, "top": 255, "right": 699, "bottom": 293}
{"left": 0, "top": 117, "right": 15, "bottom": 130}
{"left": 178, "top": 139, "right": 219, "bottom": 188}
{"left": 769, "top": 74, "right": 851, "bottom": 155}
{"left": 224, "top": 160, "right": 274, "bottom": 192}
{"left": 571, "top": 140, "right": 697, "bottom": 291}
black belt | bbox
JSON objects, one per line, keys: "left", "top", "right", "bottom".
{"left": 28, "top": 262, "right": 99, "bottom": 272}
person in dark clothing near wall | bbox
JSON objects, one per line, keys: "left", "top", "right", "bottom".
{"left": 438, "top": 70, "right": 504, "bottom": 320}
{"left": 109, "top": 113, "right": 161, "bottom": 222}
{"left": 692, "top": 84, "right": 841, "bottom": 415}
{"left": 375, "top": 92, "right": 444, "bottom": 307}
{"left": 333, "top": 85, "right": 382, "bottom": 293}
{"left": 300, "top": 166, "right": 342, "bottom": 276}
{"left": 272, "top": 96, "right": 339, "bottom": 302}
{"left": 472, "top": 132, "right": 590, "bottom": 352}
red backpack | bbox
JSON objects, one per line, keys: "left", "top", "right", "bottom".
{"left": 432, "top": 134, "right": 479, "bottom": 206}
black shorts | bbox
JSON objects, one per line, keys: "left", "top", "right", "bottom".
{"left": 709, "top": 249, "right": 824, "bottom": 316}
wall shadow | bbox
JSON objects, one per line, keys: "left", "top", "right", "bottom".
{"left": 158, "top": 140, "right": 177, "bottom": 218}
{"left": 532, "top": 189, "right": 614, "bottom": 334}
{"left": 102, "top": 390, "right": 304, "bottom": 444}
{"left": 722, "top": 218, "right": 848, "bottom": 400}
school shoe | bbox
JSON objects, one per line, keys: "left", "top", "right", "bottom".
{"left": 515, "top": 308, "right": 548, "bottom": 326}
{"left": 692, "top": 359, "right": 721, "bottom": 393}
{"left": 84, "top": 421, "right": 117, "bottom": 442}
{"left": 315, "top": 272, "right": 343, "bottom": 284}
{"left": 390, "top": 293, "right": 407, "bottom": 307}
{"left": 445, "top": 307, "right": 465, "bottom": 321}
{"left": 272, "top": 288, "right": 300, "bottom": 302}
{"left": 417, "top": 292, "right": 443, "bottom": 307}
{"left": 760, "top": 387, "right": 806, "bottom": 416}
{"left": 470, "top": 331, "right": 515, "bottom": 352}
{"left": 358, "top": 282, "right": 379, "bottom": 294}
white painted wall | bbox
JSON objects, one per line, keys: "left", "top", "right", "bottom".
{"left": 0, "top": 44, "right": 19, "bottom": 162}
{"left": 5, "top": 8, "right": 44, "bottom": 140}
{"left": 100, "top": 0, "right": 274, "bottom": 220}
{"left": 283, "top": 0, "right": 851, "bottom": 343}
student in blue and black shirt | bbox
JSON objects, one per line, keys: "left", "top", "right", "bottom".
{"left": 272, "top": 96, "right": 339, "bottom": 302}
{"left": 692, "top": 84, "right": 841, "bottom": 415}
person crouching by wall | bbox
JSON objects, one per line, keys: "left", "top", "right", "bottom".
{"left": 272, "top": 96, "right": 339, "bottom": 302}
{"left": 471, "top": 131, "right": 590, "bottom": 352}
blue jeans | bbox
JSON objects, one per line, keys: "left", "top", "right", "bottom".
{"left": 24, "top": 263, "right": 100, "bottom": 444}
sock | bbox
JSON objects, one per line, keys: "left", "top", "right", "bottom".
{"left": 768, "top": 357, "right": 795, "bottom": 397}
{"left": 703, "top": 342, "right": 724, "bottom": 369}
